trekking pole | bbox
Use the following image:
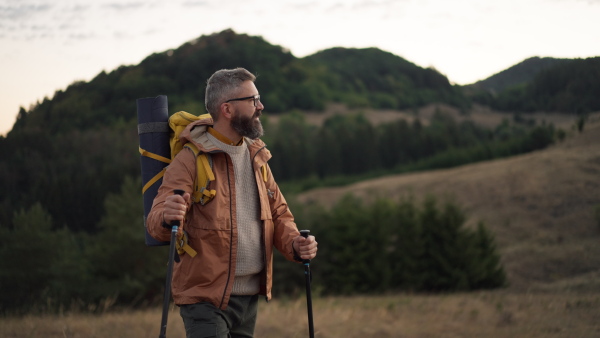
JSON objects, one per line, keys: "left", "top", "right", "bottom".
{"left": 300, "top": 230, "right": 315, "bottom": 338}
{"left": 159, "top": 189, "right": 184, "bottom": 338}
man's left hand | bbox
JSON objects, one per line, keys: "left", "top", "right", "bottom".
{"left": 293, "top": 234, "right": 318, "bottom": 260}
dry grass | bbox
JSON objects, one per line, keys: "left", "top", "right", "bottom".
{"left": 1, "top": 291, "right": 599, "bottom": 337}
{"left": 257, "top": 291, "right": 600, "bottom": 338}
{"left": 265, "top": 102, "right": 581, "bottom": 130}
{"left": 0, "top": 307, "right": 186, "bottom": 338}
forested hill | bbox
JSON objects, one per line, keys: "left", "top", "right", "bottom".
{"left": 469, "top": 56, "right": 600, "bottom": 114}
{"left": 303, "top": 47, "right": 467, "bottom": 109}
{"left": 5, "top": 29, "right": 599, "bottom": 138}
{"left": 472, "top": 57, "right": 570, "bottom": 93}
{"left": 7, "top": 29, "right": 465, "bottom": 137}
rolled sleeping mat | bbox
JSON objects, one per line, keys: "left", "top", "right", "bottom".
{"left": 137, "top": 95, "right": 170, "bottom": 246}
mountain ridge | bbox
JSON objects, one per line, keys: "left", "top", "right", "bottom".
{"left": 470, "top": 56, "right": 572, "bottom": 92}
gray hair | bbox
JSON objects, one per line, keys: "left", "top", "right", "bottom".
{"left": 205, "top": 68, "right": 256, "bottom": 121}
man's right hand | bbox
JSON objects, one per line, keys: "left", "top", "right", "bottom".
{"left": 163, "top": 192, "right": 191, "bottom": 225}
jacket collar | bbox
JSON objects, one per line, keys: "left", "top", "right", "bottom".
{"left": 182, "top": 117, "right": 271, "bottom": 164}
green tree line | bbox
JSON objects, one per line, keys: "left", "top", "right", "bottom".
{"left": 266, "top": 110, "right": 560, "bottom": 192}
{"left": 274, "top": 195, "right": 505, "bottom": 297}
{"left": 0, "top": 176, "right": 505, "bottom": 314}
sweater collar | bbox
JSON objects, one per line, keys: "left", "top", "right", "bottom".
{"left": 207, "top": 127, "right": 243, "bottom": 146}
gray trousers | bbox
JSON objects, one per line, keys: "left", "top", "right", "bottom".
{"left": 180, "top": 295, "right": 259, "bottom": 338}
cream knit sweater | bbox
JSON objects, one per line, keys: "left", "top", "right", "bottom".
{"left": 207, "top": 134, "right": 264, "bottom": 295}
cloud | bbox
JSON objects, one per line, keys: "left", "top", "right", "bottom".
{"left": 102, "top": 2, "right": 146, "bottom": 11}
{"left": 0, "top": 2, "right": 63, "bottom": 40}
{"left": 69, "top": 32, "right": 95, "bottom": 40}
{"left": 30, "top": 24, "right": 48, "bottom": 31}
{"left": 58, "top": 23, "right": 75, "bottom": 31}
{"left": 351, "top": 0, "right": 394, "bottom": 9}
{"left": 70, "top": 4, "right": 90, "bottom": 12}
{"left": 0, "top": 1, "right": 152, "bottom": 42}
{"left": 287, "top": 1, "right": 319, "bottom": 11}
{"left": 182, "top": 1, "right": 209, "bottom": 7}
{"left": 0, "top": 2, "right": 52, "bottom": 21}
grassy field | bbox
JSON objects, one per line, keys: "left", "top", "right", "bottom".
{"left": 1, "top": 290, "right": 599, "bottom": 337}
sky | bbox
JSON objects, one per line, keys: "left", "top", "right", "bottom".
{"left": 1, "top": 0, "right": 599, "bottom": 136}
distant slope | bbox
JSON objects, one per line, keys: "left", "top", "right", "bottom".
{"left": 469, "top": 57, "right": 600, "bottom": 114}
{"left": 471, "top": 57, "right": 570, "bottom": 93}
{"left": 303, "top": 47, "right": 467, "bottom": 109}
{"left": 297, "top": 114, "right": 600, "bottom": 292}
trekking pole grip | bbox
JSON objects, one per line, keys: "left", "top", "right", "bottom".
{"left": 170, "top": 189, "right": 184, "bottom": 264}
{"left": 171, "top": 189, "right": 185, "bottom": 227}
{"left": 300, "top": 229, "right": 310, "bottom": 239}
{"left": 299, "top": 230, "right": 311, "bottom": 264}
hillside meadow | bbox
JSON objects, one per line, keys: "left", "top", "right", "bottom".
{"left": 1, "top": 112, "right": 598, "bottom": 337}
{"left": 0, "top": 290, "right": 598, "bottom": 337}
{"left": 296, "top": 112, "right": 600, "bottom": 294}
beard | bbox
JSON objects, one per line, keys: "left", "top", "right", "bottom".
{"left": 231, "top": 110, "right": 264, "bottom": 140}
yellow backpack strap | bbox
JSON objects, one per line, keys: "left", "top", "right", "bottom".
{"left": 184, "top": 143, "right": 216, "bottom": 205}
{"left": 176, "top": 230, "right": 197, "bottom": 257}
{"left": 139, "top": 146, "right": 172, "bottom": 164}
{"left": 139, "top": 147, "right": 172, "bottom": 193}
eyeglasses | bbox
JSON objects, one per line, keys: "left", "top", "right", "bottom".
{"left": 225, "top": 95, "right": 261, "bottom": 107}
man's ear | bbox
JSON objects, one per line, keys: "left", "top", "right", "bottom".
{"left": 220, "top": 102, "right": 233, "bottom": 120}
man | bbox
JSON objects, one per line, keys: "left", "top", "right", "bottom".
{"left": 148, "top": 67, "right": 318, "bottom": 337}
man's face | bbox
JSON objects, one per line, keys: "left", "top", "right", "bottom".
{"left": 229, "top": 81, "right": 264, "bottom": 139}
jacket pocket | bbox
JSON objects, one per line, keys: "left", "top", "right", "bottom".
{"left": 186, "top": 197, "right": 230, "bottom": 231}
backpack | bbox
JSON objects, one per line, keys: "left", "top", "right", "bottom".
{"left": 139, "top": 111, "right": 216, "bottom": 206}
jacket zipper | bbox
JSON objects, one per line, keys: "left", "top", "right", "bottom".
{"left": 252, "top": 145, "right": 269, "bottom": 301}
{"left": 220, "top": 155, "right": 234, "bottom": 309}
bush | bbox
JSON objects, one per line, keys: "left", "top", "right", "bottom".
{"left": 273, "top": 194, "right": 506, "bottom": 297}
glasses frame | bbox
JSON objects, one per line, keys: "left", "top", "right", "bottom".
{"left": 225, "top": 95, "right": 261, "bottom": 107}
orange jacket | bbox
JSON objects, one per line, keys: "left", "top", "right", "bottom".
{"left": 147, "top": 117, "right": 300, "bottom": 310}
